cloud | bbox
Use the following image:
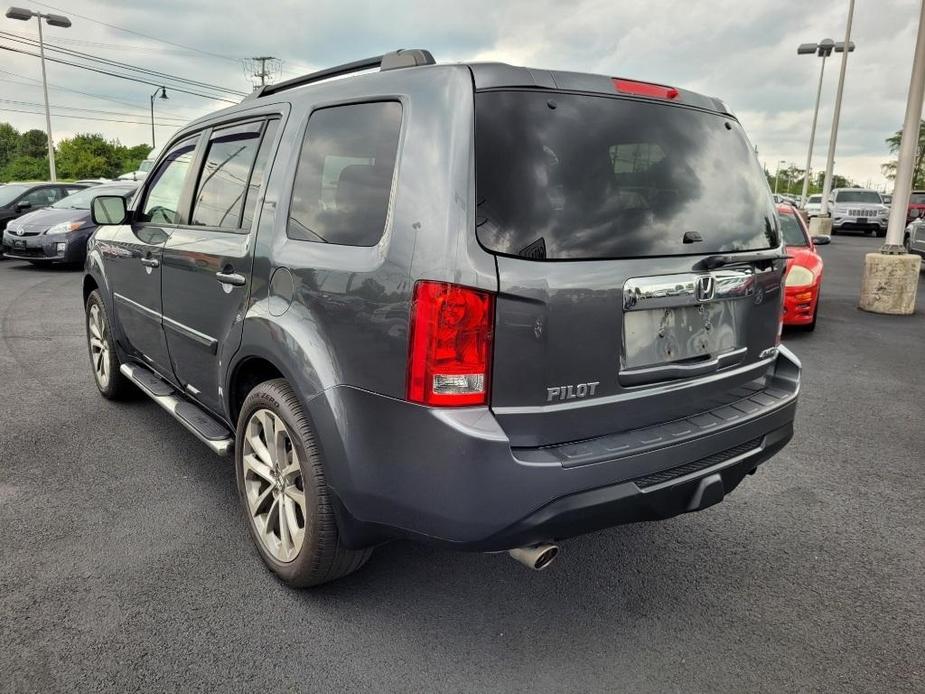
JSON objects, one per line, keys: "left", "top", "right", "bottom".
{"left": 1, "top": 0, "right": 917, "bottom": 187}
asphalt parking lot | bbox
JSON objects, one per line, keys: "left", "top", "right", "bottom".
{"left": 0, "top": 235, "right": 922, "bottom": 693}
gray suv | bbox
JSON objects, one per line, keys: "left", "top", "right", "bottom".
{"left": 83, "top": 50, "right": 801, "bottom": 586}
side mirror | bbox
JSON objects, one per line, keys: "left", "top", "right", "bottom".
{"left": 811, "top": 234, "right": 831, "bottom": 245}
{"left": 15, "top": 200, "right": 31, "bottom": 211}
{"left": 91, "top": 195, "right": 129, "bottom": 225}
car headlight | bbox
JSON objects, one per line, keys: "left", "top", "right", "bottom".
{"left": 785, "top": 265, "right": 816, "bottom": 287}
{"left": 879, "top": 208, "right": 889, "bottom": 216}
{"left": 45, "top": 221, "right": 83, "bottom": 235}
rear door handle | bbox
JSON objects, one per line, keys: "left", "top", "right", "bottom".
{"left": 215, "top": 271, "right": 246, "bottom": 287}
{"left": 140, "top": 257, "right": 160, "bottom": 268}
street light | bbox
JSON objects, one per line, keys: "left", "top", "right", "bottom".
{"left": 5, "top": 6, "right": 71, "bottom": 181}
{"left": 149, "top": 86, "right": 168, "bottom": 148}
{"left": 816, "top": 0, "right": 856, "bottom": 225}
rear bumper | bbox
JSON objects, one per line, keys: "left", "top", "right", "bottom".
{"left": 310, "top": 346, "right": 801, "bottom": 551}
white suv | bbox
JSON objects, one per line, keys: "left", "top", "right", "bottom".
{"left": 830, "top": 188, "right": 889, "bottom": 236}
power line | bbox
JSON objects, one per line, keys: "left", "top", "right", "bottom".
{"left": 0, "top": 106, "right": 181, "bottom": 127}
{"left": 1, "top": 29, "right": 221, "bottom": 57}
{"left": 0, "top": 98, "right": 190, "bottom": 124}
{"left": 0, "top": 68, "right": 203, "bottom": 117}
{"left": 0, "top": 43, "right": 239, "bottom": 104}
{"left": 28, "top": 0, "right": 242, "bottom": 64}
{"left": 0, "top": 31, "right": 247, "bottom": 97}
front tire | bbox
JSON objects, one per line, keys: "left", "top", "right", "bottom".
{"left": 85, "top": 289, "right": 133, "bottom": 399}
{"left": 235, "top": 379, "right": 371, "bottom": 587}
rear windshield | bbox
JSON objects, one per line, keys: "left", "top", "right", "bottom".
{"left": 808, "top": 195, "right": 821, "bottom": 204}
{"left": 910, "top": 192, "right": 925, "bottom": 204}
{"left": 779, "top": 212, "right": 808, "bottom": 247}
{"left": 835, "top": 190, "right": 881, "bottom": 204}
{"left": 474, "top": 91, "right": 777, "bottom": 260}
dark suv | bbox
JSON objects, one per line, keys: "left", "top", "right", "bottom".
{"left": 83, "top": 50, "right": 801, "bottom": 586}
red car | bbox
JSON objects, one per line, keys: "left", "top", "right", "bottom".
{"left": 907, "top": 190, "right": 925, "bottom": 223}
{"left": 779, "top": 204, "right": 826, "bottom": 330}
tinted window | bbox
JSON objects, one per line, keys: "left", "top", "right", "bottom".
{"left": 909, "top": 193, "right": 925, "bottom": 204}
{"left": 779, "top": 213, "right": 808, "bottom": 247}
{"left": 835, "top": 190, "right": 881, "bottom": 204}
{"left": 142, "top": 137, "right": 198, "bottom": 224}
{"left": 22, "top": 187, "right": 61, "bottom": 206}
{"left": 0, "top": 184, "right": 29, "bottom": 206}
{"left": 475, "top": 91, "right": 777, "bottom": 260}
{"left": 241, "top": 120, "right": 278, "bottom": 231}
{"left": 288, "top": 102, "right": 402, "bottom": 246}
{"left": 191, "top": 122, "right": 263, "bottom": 228}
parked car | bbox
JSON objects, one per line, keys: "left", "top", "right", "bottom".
{"left": 117, "top": 158, "right": 155, "bottom": 182}
{"left": 904, "top": 219, "right": 925, "bottom": 260}
{"left": 779, "top": 204, "right": 827, "bottom": 330}
{"left": 829, "top": 188, "right": 889, "bottom": 236}
{"left": 905, "top": 190, "right": 925, "bottom": 223}
{"left": 73, "top": 178, "right": 111, "bottom": 186}
{"left": 804, "top": 194, "right": 823, "bottom": 217}
{"left": 0, "top": 181, "right": 89, "bottom": 232}
{"left": 83, "top": 50, "right": 801, "bottom": 587}
{"left": 3, "top": 182, "right": 137, "bottom": 265}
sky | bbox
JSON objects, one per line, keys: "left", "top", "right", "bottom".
{"left": 0, "top": 0, "right": 919, "bottom": 189}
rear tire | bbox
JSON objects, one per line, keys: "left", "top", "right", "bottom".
{"left": 85, "top": 289, "right": 134, "bottom": 399}
{"left": 235, "top": 379, "right": 372, "bottom": 587}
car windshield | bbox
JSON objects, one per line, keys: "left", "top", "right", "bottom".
{"left": 138, "top": 160, "right": 154, "bottom": 173}
{"left": 475, "top": 91, "right": 777, "bottom": 260}
{"left": 909, "top": 193, "right": 925, "bottom": 204}
{"left": 779, "top": 212, "right": 808, "bottom": 247}
{"left": 808, "top": 195, "right": 821, "bottom": 204}
{"left": 836, "top": 190, "right": 881, "bottom": 204}
{"left": 50, "top": 186, "right": 135, "bottom": 210}
{"left": 0, "top": 184, "right": 30, "bottom": 207}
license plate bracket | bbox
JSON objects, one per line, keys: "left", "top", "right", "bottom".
{"left": 624, "top": 303, "right": 739, "bottom": 371}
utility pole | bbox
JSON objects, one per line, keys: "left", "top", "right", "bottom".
{"left": 250, "top": 56, "right": 278, "bottom": 87}
{"left": 858, "top": 0, "right": 925, "bottom": 314}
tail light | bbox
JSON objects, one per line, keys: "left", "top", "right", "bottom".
{"left": 612, "top": 78, "right": 679, "bottom": 101}
{"left": 407, "top": 281, "right": 494, "bottom": 407}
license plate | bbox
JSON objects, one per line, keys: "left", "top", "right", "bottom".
{"left": 624, "top": 303, "right": 739, "bottom": 370}
{"left": 857, "top": 217, "right": 867, "bottom": 224}
{"left": 12, "top": 240, "right": 25, "bottom": 249}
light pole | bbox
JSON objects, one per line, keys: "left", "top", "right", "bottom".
{"left": 774, "top": 160, "right": 786, "bottom": 194}
{"left": 5, "top": 6, "right": 71, "bottom": 181}
{"left": 149, "top": 86, "right": 168, "bottom": 149}
{"left": 818, "top": 0, "right": 856, "bottom": 222}
{"left": 858, "top": 0, "right": 925, "bottom": 315}
{"left": 797, "top": 39, "right": 843, "bottom": 208}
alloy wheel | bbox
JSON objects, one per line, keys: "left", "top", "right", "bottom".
{"left": 87, "top": 303, "right": 110, "bottom": 389}
{"left": 242, "top": 409, "right": 307, "bottom": 563}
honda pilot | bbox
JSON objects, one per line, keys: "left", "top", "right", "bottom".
{"left": 83, "top": 50, "right": 801, "bottom": 586}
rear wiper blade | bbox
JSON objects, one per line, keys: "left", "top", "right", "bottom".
{"left": 695, "top": 250, "right": 790, "bottom": 270}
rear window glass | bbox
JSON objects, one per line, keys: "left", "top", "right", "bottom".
{"left": 288, "top": 101, "right": 402, "bottom": 247}
{"left": 475, "top": 91, "right": 778, "bottom": 260}
{"left": 909, "top": 193, "right": 925, "bottom": 204}
{"left": 779, "top": 212, "right": 808, "bottom": 247}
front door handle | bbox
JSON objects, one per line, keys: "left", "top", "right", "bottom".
{"left": 215, "top": 271, "right": 246, "bottom": 287}
{"left": 140, "top": 257, "right": 160, "bottom": 268}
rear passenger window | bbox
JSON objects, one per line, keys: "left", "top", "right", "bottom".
{"left": 288, "top": 102, "right": 401, "bottom": 246}
{"left": 191, "top": 122, "right": 264, "bottom": 228}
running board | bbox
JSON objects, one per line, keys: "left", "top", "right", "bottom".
{"left": 120, "top": 363, "right": 234, "bottom": 457}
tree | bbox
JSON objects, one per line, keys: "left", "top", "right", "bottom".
{"left": 19, "top": 129, "right": 47, "bottom": 158}
{"left": 56, "top": 133, "right": 126, "bottom": 179}
{"left": 2, "top": 154, "right": 48, "bottom": 180}
{"left": 0, "top": 122, "right": 19, "bottom": 171}
{"left": 122, "top": 143, "right": 152, "bottom": 173}
{"left": 881, "top": 120, "right": 925, "bottom": 188}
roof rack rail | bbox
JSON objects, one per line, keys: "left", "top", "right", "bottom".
{"left": 248, "top": 49, "right": 435, "bottom": 100}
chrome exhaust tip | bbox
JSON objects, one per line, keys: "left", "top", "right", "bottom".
{"left": 507, "top": 543, "right": 559, "bottom": 571}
